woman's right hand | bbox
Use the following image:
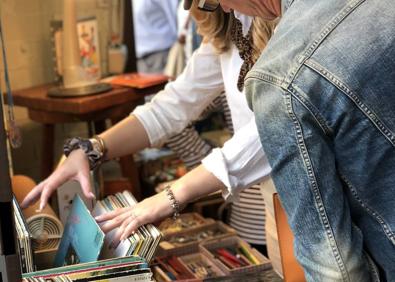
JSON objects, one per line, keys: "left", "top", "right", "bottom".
{"left": 20, "top": 149, "right": 95, "bottom": 210}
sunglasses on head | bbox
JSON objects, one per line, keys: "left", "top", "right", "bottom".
{"left": 197, "top": 0, "right": 220, "bottom": 12}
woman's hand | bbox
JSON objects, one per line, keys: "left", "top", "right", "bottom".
{"left": 20, "top": 149, "right": 95, "bottom": 210}
{"left": 94, "top": 164, "right": 225, "bottom": 246}
{"left": 95, "top": 192, "right": 173, "bottom": 245}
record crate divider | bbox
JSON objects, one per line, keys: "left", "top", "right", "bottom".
{"left": 199, "top": 236, "right": 272, "bottom": 276}
{"left": 157, "top": 221, "right": 237, "bottom": 257}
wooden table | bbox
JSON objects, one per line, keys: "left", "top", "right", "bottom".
{"left": 9, "top": 82, "right": 166, "bottom": 200}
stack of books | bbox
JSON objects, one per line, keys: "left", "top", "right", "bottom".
{"left": 54, "top": 192, "right": 161, "bottom": 268}
{"left": 22, "top": 192, "right": 161, "bottom": 281}
{"left": 92, "top": 191, "right": 162, "bottom": 262}
{"left": 22, "top": 256, "right": 152, "bottom": 281}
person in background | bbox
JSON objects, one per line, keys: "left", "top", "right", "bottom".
{"left": 132, "top": 0, "right": 179, "bottom": 73}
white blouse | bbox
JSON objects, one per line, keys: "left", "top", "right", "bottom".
{"left": 133, "top": 19, "right": 271, "bottom": 199}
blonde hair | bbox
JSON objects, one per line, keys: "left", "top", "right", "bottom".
{"left": 190, "top": 3, "right": 276, "bottom": 62}
{"left": 190, "top": 2, "right": 234, "bottom": 53}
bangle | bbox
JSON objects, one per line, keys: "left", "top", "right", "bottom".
{"left": 90, "top": 135, "right": 107, "bottom": 160}
{"left": 63, "top": 136, "right": 106, "bottom": 170}
{"left": 164, "top": 185, "right": 180, "bottom": 220}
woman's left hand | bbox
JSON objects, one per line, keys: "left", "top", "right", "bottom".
{"left": 95, "top": 191, "right": 173, "bottom": 245}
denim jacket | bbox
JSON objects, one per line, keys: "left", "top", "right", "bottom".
{"left": 245, "top": 0, "right": 395, "bottom": 281}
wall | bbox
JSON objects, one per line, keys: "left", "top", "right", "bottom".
{"left": 1, "top": 0, "right": 115, "bottom": 182}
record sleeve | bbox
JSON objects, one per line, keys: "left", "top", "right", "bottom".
{"left": 54, "top": 195, "right": 105, "bottom": 267}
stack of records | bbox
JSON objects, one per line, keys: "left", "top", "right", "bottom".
{"left": 92, "top": 191, "right": 162, "bottom": 262}
{"left": 22, "top": 256, "right": 152, "bottom": 281}
{"left": 13, "top": 197, "right": 35, "bottom": 273}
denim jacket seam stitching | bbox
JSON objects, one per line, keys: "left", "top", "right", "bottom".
{"left": 301, "top": 0, "right": 366, "bottom": 60}
{"left": 340, "top": 173, "right": 395, "bottom": 245}
{"left": 285, "top": 0, "right": 366, "bottom": 86}
{"left": 288, "top": 84, "right": 333, "bottom": 136}
{"left": 285, "top": 91, "right": 351, "bottom": 281}
{"left": 305, "top": 59, "right": 395, "bottom": 147}
{"left": 245, "top": 71, "right": 284, "bottom": 88}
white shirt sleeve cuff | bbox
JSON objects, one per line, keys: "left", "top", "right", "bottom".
{"left": 201, "top": 148, "right": 240, "bottom": 202}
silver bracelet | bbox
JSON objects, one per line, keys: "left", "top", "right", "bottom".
{"left": 164, "top": 185, "right": 180, "bottom": 220}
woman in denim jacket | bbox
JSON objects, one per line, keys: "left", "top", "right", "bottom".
{"left": 243, "top": 0, "right": 395, "bottom": 281}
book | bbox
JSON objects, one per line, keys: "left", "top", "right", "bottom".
{"left": 23, "top": 256, "right": 152, "bottom": 282}
{"left": 13, "top": 197, "right": 35, "bottom": 273}
{"left": 108, "top": 72, "right": 169, "bottom": 89}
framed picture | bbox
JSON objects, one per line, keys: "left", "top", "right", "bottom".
{"left": 51, "top": 17, "right": 101, "bottom": 82}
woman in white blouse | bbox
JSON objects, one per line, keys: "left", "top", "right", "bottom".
{"left": 21, "top": 0, "right": 278, "bottom": 262}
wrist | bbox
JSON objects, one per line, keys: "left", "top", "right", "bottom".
{"left": 164, "top": 185, "right": 180, "bottom": 220}
{"left": 63, "top": 136, "right": 107, "bottom": 170}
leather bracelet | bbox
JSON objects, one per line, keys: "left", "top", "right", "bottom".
{"left": 164, "top": 185, "right": 180, "bottom": 220}
{"left": 63, "top": 136, "right": 106, "bottom": 170}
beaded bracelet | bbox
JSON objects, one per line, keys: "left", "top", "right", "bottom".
{"left": 164, "top": 185, "right": 180, "bottom": 220}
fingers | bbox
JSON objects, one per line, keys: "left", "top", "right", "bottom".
{"left": 120, "top": 217, "right": 140, "bottom": 241}
{"left": 20, "top": 153, "right": 92, "bottom": 209}
{"left": 95, "top": 207, "right": 128, "bottom": 222}
{"left": 100, "top": 209, "right": 131, "bottom": 233}
{"left": 113, "top": 212, "right": 140, "bottom": 243}
{"left": 78, "top": 171, "right": 95, "bottom": 200}
{"left": 20, "top": 181, "right": 45, "bottom": 209}
{"left": 37, "top": 171, "right": 70, "bottom": 210}
{"left": 39, "top": 185, "right": 55, "bottom": 211}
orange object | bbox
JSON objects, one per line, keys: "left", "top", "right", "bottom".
{"left": 273, "top": 193, "right": 306, "bottom": 282}
{"left": 176, "top": 165, "right": 187, "bottom": 177}
{"left": 110, "top": 72, "right": 169, "bottom": 89}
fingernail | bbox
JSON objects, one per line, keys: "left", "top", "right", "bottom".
{"left": 89, "top": 192, "right": 96, "bottom": 199}
{"left": 39, "top": 202, "right": 44, "bottom": 211}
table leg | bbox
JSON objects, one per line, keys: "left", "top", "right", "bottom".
{"left": 93, "top": 120, "right": 107, "bottom": 135}
{"left": 41, "top": 124, "right": 55, "bottom": 179}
